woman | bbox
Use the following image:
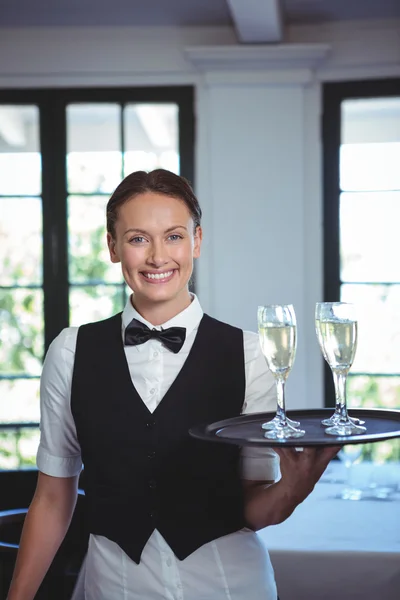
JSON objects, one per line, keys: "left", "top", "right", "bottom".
{"left": 8, "top": 169, "right": 338, "bottom": 600}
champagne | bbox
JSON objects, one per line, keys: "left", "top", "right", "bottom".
{"left": 316, "top": 319, "right": 357, "bottom": 372}
{"left": 259, "top": 325, "right": 296, "bottom": 379}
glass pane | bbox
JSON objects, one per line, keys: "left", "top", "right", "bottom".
{"left": 341, "top": 284, "right": 400, "bottom": 374}
{"left": 340, "top": 191, "right": 400, "bottom": 283}
{"left": 348, "top": 375, "right": 400, "bottom": 410}
{"left": 0, "top": 289, "right": 44, "bottom": 376}
{"left": 0, "top": 105, "right": 41, "bottom": 196}
{"left": 360, "top": 439, "right": 400, "bottom": 464}
{"left": 0, "top": 427, "right": 40, "bottom": 469}
{"left": 347, "top": 373, "right": 400, "bottom": 464}
{"left": 341, "top": 97, "right": 400, "bottom": 192}
{"left": 0, "top": 378, "right": 40, "bottom": 423}
{"left": 340, "top": 143, "right": 400, "bottom": 192}
{"left": 69, "top": 285, "right": 124, "bottom": 327}
{"left": 67, "top": 104, "right": 122, "bottom": 193}
{"left": 124, "top": 104, "right": 179, "bottom": 176}
{"left": 0, "top": 197, "right": 42, "bottom": 285}
{"left": 68, "top": 195, "right": 121, "bottom": 284}
{"left": 342, "top": 97, "right": 400, "bottom": 145}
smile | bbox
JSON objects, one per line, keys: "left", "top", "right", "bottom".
{"left": 141, "top": 270, "right": 175, "bottom": 282}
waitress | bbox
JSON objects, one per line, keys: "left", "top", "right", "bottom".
{"left": 8, "top": 169, "right": 338, "bottom": 600}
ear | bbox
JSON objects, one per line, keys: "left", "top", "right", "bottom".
{"left": 107, "top": 233, "right": 121, "bottom": 263}
{"left": 193, "top": 226, "right": 202, "bottom": 259}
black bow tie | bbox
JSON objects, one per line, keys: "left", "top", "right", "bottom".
{"left": 124, "top": 318, "right": 186, "bottom": 354}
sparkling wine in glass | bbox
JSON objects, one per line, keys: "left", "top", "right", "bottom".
{"left": 258, "top": 304, "right": 305, "bottom": 440}
{"left": 315, "top": 302, "right": 366, "bottom": 436}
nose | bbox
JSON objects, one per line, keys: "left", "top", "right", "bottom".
{"left": 147, "top": 239, "right": 169, "bottom": 267}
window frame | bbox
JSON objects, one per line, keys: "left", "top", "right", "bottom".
{"left": 322, "top": 77, "right": 400, "bottom": 408}
{"left": 0, "top": 86, "right": 195, "bottom": 436}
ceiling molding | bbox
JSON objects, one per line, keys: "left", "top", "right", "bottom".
{"left": 185, "top": 44, "right": 331, "bottom": 71}
{"left": 201, "top": 69, "right": 315, "bottom": 86}
{"left": 226, "top": 0, "right": 283, "bottom": 43}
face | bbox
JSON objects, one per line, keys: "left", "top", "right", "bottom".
{"left": 107, "top": 191, "right": 202, "bottom": 311}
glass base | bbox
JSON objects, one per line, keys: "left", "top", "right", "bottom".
{"left": 337, "top": 487, "right": 364, "bottom": 501}
{"left": 263, "top": 424, "right": 305, "bottom": 440}
{"left": 325, "top": 421, "right": 366, "bottom": 436}
{"left": 321, "top": 414, "right": 365, "bottom": 427}
{"left": 262, "top": 415, "right": 300, "bottom": 430}
{"left": 369, "top": 486, "right": 397, "bottom": 501}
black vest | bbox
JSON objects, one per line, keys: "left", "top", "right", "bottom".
{"left": 71, "top": 313, "right": 246, "bottom": 564}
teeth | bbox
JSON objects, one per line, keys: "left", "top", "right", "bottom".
{"left": 144, "top": 271, "right": 173, "bottom": 280}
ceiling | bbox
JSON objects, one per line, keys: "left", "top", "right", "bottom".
{"left": 0, "top": 0, "right": 399, "bottom": 40}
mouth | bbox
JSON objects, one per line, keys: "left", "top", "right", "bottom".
{"left": 140, "top": 269, "right": 176, "bottom": 284}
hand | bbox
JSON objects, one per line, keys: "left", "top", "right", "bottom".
{"left": 274, "top": 445, "right": 341, "bottom": 504}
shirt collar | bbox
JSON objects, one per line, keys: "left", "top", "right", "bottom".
{"left": 122, "top": 293, "right": 204, "bottom": 339}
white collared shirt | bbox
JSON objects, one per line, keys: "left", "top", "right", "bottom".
{"left": 37, "top": 295, "right": 278, "bottom": 600}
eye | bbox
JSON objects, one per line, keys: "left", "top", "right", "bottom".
{"left": 168, "top": 234, "right": 183, "bottom": 241}
{"left": 129, "top": 236, "right": 146, "bottom": 244}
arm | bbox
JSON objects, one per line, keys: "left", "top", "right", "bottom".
{"left": 7, "top": 328, "right": 83, "bottom": 599}
{"left": 241, "top": 332, "right": 340, "bottom": 529}
{"left": 7, "top": 472, "right": 79, "bottom": 600}
{"left": 243, "top": 445, "right": 340, "bottom": 530}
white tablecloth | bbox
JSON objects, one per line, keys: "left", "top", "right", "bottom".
{"left": 258, "top": 462, "right": 400, "bottom": 600}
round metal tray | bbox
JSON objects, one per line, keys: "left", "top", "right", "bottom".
{"left": 189, "top": 408, "right": 400, "bottom": 447}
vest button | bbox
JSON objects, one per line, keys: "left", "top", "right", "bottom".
{"left": 150, "top": 510, "right": 157, "bottom": 519}
{"left": 146, "top": 421, "right": 156, "bottom": 429}
{"left": 148, "top": 479, "right": 157, "bottom": 489}
{"left": 147, "top": 451, "right": 156, "bottom": 459}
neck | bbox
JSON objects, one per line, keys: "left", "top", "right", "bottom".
{"left": 131, "top": 291, "right": 192, "bottom": 326}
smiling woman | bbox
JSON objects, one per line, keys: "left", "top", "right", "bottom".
{"left": 7, "top": 168, "right": 339, "bottom": 600}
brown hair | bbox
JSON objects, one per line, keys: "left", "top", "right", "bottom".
{"left": 106, "top": 169, "right": 202, "bottom": 239}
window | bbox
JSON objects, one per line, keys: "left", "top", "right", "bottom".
{"left": 0, "top": 87, "right": 194, "bottom": 468}
{"left": 323, "top": 79, "right": 400, "bottom": 462}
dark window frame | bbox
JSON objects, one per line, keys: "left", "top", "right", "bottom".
{"left": 322, "top": 77, "right": 400, "bottom": 407}
{"left": 0, "top": 86, "right": 195, "bottom": 437}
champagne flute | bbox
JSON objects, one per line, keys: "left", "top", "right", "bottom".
{"left": 258, "top": 304, "right": 300, "bottom": 431}
{"left": 315, "top": 302, "right": 364, "bottom": 429}
{"left": 315, "top": 302, "right": 366, "bottom": 436}
{"left": 258, "top": 304, "right": 305, "bottom": 440}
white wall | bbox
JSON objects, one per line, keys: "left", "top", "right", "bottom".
{"left": 0, "top": 19, "right": 399, "bottom": 408}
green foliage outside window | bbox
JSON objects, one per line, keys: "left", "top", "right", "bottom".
{"left": 0, "top": 224, "right": 123, "bottom": 469}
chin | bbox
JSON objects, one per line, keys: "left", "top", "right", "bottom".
{"left": 138, "top": 287, "right": 177, "bottom": 303}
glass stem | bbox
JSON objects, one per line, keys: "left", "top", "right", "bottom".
{"left": 332, "top": 370, "right": 343, "bottom": 417}
{"left": 333, "top": 370, "right": 349, "bottom": 423}
{"left": 276, "top": 377, "right": 287, "bottom": 425}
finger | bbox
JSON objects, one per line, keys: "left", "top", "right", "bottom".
{"left": 273, "top": 447, "right": 299, "bottom": 462}
{"left": 321, "top": 445, "right": 342, "bottom": 460}
{"left": 315, "top": 446, "right": 342, "bottom": 472}
{"left": 302, "top": 447, "right": 318, "bottom": 456}
{"left": 302, "top": 446, "right": 340, "bottom": 459}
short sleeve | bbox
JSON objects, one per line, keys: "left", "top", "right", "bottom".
{"left": 36, "top": 327, "right": 83, "bottom": 478}
{"left": 240, "top": 331, "right": 280, "bottom": 482}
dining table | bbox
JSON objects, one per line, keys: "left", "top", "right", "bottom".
{"left": 257, "top": 460, "right": 400, "bottom": 600}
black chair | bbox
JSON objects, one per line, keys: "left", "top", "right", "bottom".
{"left": 0, "top": 470, "right": 38, "bottom": 512}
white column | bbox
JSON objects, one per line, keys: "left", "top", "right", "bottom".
{"left": 188, "top": 45, "right": 329, "bottom": 409}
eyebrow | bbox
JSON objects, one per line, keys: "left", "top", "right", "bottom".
{"left": 123, "top": 225, "right": 187, "bottom": 236}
